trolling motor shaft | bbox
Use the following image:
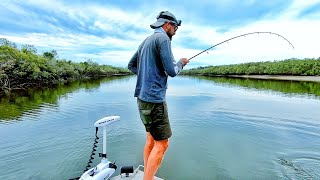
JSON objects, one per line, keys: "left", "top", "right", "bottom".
{"left": 94, "top": 116, "right": 120, "bottom": 159}
{"left": 80, "top": 116, "right": 120, "bottom": 180}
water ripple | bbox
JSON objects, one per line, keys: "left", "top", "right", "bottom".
{"left": 277, "top": 152, "right": 320, "bottom": 179}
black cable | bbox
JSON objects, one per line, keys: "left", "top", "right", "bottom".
{"left": 69, "top": 127, "right": 99, "bottom": 180}
{"left": 84, "top": 127, "right": 99, "bottom": 172}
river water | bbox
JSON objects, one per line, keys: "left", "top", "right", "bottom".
{"left": 0, "top": 76, "right": 319, "bottom": 179}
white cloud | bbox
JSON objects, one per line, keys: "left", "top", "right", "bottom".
{"left": 280, "top": 0, "right": 320, "bottom": 18}
{"left": 1, "top": 0, "right": 319, "bottom": 68}
{"left": 172, "top": 0, "right": 320, "bottom": 67}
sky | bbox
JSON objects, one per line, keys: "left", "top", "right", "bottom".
{"left": 0, "top": 0, "right": 319, "bottom": 69}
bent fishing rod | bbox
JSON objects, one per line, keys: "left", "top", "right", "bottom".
{"left": 188, "top": 31, "right": 294, "bottom": 60}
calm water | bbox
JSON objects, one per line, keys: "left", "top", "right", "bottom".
{"left": 0, "top": 76, "right": 320, "bottom": 180}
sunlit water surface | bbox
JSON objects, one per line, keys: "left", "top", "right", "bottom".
{"left": 0, "top": 76, "right": 319, "bottom": 179}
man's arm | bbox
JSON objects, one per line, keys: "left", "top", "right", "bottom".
{"left": 128, "top": 51, "right": 138, "bottom": 74}
{"left": 159, "top": 40, "right": 187, "bottom": 77}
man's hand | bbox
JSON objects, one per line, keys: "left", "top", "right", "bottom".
{"left": 180, "top": 58, "right": 189, "bottom": 66}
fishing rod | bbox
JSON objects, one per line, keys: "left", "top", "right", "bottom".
{"left": 189, "top": 31, "right": 294, "bottom": 60}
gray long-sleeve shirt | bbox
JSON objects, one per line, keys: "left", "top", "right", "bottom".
{"left": 128, "top": 27, "right": 184, "bottom": 103}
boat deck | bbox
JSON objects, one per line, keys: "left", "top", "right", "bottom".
{"left": 110, "top": 165, "right": 163, "bottom": 180}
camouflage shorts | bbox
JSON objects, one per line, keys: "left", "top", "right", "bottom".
{"left": 137, "top": 98, "right": 172, "bottom": 140}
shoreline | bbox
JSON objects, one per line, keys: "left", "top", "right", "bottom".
{"left": 0, "top": 74, "right": 131, "bottom": 98}
{"left": 220, "top": 75, "right": 320, "bottom": 83}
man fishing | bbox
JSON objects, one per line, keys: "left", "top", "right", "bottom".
{"left": 128, "top": 11, "right": 189, "bottom": 180}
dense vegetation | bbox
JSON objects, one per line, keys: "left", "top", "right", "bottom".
{"left": 0, "top": 38, "right": 131, "bottom": 96}
{"left": 182, "top": 58, "right": 320, "bottom": 76}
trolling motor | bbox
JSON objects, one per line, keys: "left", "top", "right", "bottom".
{"left": 80, "top": 116, "right": 120, "bottom": 180}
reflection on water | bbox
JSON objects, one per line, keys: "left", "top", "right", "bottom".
{"left": 187, "top": 75, "right": 320, "bottom": 98}
{"left": 0, "top": 75, "right": 319, "bottom": 179}
{"left": 0, "top": 76, "right": 129, "bottom": 121}
{"left": 2, "top": 75, "right": 320, "bottom": 121}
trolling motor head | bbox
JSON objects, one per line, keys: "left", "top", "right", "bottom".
{"left": 94, "top": 116, "right": 120, "bottom": 127}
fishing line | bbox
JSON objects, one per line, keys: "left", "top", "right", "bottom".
{"left": 189, "top": 32, "right": 294, "bottom": 60}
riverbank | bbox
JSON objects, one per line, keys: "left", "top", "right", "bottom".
{"left": 182, "top": 58, "right": 320, "bottom": 77}
{"left": 218, "top": 75, "right": 320, "bottom": 83}
{"left": 0, "top": 40, "right": 132, "bottom": 97}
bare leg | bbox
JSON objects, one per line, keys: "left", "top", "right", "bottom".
{"left": 144, "top": 132, "right": 155, "bottom": 171}
{"left": 144, "top": 139, "right": 169, "bottom": 180}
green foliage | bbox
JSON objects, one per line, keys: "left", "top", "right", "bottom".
{"left": 43, "top": 50, "right": 58, "bottom": 60}
{"left": 0, "top": 39, "right": 130, "bottom": 96}
{"left": 183, "top": 58, "right": 320, "bottom": 76}
{"left": 21, "top": 44, "right": 37, "bottom": 54}
{"left": 0, "top": 38, "right": 17, "bottom": 48}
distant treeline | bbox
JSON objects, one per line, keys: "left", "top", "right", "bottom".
{"left": 0, "top": 38, "right": 131, "bottom": 96}
{"left": 182, "top": 58, "right": 320, "bottom": 76}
